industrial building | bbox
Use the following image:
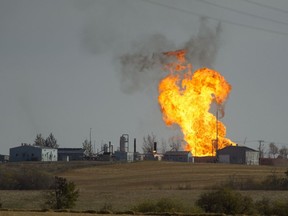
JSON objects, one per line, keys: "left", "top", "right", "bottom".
{"left": 9, "top": 144, "right": 58, "bottom": 162}
{"left": 57, "top": 148, "right": 85, "bottom": 161}
{"left": 163, "top": 151, "right": 193, "bottom": 162}
{"left": 217, "top": 145, "right": 259, "bottom": 165}
{"left": 114, "top": 134, "right": 135, "bottom": 162}
{"left": 142, "top": 141, "right": 164, "bottom": 161}
{"left": 95, "top": 141, "right": 115, "bottom": 161}
{"left": 0, "top": 154, "right": 9, "bottom": 162}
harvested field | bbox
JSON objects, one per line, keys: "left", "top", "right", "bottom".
{"left": 1, "top": 161, "right": 288, "bottom": 212}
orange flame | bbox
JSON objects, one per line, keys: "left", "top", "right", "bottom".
{"left": 158, "top": 50, "right": 234, "bottom": 156}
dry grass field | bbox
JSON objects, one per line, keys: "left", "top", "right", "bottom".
{"left": 1, "top": 161, "right": 288, "bottom": 215}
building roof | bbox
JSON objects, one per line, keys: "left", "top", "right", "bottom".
{"left": 217, "top": 145, "right": 258, "bottom": 153}
{"left": 57, "top": 148, "right": 85, "bottom": 154}
{"left": 164, "top": 151, "right": 192, "bottom": 156}
{"left": 10, "top": 144, "right": 56, "bottom": 150}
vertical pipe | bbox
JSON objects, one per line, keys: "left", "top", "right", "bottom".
{"left": 134, "top": 138, "right": 136, "bottom": 153}
{"left": 216, "top": 109, "right": 218, "bottom": 142}
{"left": 215, "top": 108, "right": 219, "bottom": 154}
{"left": 90, "top": 128, "right": 92, "bottom": 146}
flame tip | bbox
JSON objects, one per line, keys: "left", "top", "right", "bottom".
{"left": 158, "top": 49, "right": 232, "bottom": 156}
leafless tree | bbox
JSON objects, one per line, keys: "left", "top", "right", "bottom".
{"left": 279, "top": 146, "right": 288, "bottom": 159}
{"left": 161, "top": 138, "right": 167, "bottom": 154}
{"left": 168, "top": 136, "right": 182, "bottom": 151}
{"left": 142, "top": 133, "right": 157, "bottom": 153}
{"left": 269, "top": 142, "right": 279, "bottom": 158}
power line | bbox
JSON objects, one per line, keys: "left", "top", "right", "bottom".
{"left": 197, "top": 0, "right": 288, "bottom": 26}
{"left": 241, "top": 0, "right": 288, "bottom": 14}
{"left": 139, "top": 0, "right": 288, "bottom": 36}
{"left": 241, "top": 139, "right": 288, "bottom": 146}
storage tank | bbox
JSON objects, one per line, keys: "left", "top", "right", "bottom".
{"left": 120, "top": 134, "right": 129, "bottom": 152}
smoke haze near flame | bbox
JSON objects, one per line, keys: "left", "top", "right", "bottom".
{"left": 158, "top": 50, "right": 234, "bottom": 156}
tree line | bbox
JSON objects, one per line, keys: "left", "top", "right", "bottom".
{"left": 29, "top": 132, "right": 288, "bottom": 159}
{"left": 268, "top": 142, "right": 288, "bottom": 159}
{"left": 142, "top": 133, "right": 183, "bottom": 153}
{"left": 33, "top": 133, "right": 59, "bottom": 148}
{"left": 29, "top": 133, "right": 93, "bottom": 157}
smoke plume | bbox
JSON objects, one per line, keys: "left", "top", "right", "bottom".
{"left": 119, "top": 18, "right": 222, "bottom": 93}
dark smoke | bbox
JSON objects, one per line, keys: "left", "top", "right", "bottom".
{"left": 119, "top": 34, "right": 175, "bottom": 94}
{"left": 119, "top": 18, "right": 222, "bottom": 93}
{"left": 185, "top": 18, "right": 222, "bottom": 69}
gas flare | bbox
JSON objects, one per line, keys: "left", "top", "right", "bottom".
{"left": 158, "top": 50, "right": 234, "bottom": 156}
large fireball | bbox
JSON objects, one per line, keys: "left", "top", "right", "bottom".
{"left": 158, "top": 50, "right": 234, "bottom": 156}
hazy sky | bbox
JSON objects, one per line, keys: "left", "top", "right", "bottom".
{"left": 1, "top": 0, "right": 288, "bottom": 155}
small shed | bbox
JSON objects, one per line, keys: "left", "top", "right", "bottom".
{"left": 163, "top": 151, "right": 194, "bottom": 162}
{"left": 10, "top": 145, "right": 57, "bottom": 162}
{"left": 57, "top": 148, "right": 85, "bottom": 161}
{"left": 217, "top": 145, "right": 259, "bottom": 165}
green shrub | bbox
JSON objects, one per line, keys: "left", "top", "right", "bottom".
{"left": 256, "top": 197, "right": 288, "bottom": 216}
{"left": 255, "top": 197, "right": 273, "bottom": 215}
{"left": 196, "top": 188, "right": 254, "bottom": 215}
{"left": 271, "top": 200, "right": 288, "bottom": 216}
{"left": 44, "top": 176, "right": 79, "bottom": 209}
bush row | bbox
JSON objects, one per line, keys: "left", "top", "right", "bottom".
{"left": 197, "top": 188, "right": 288, "bottom": 215}
{"left": 0, "top": 166, "right": 54, "bottom": 190}
{"left": 216, "top": 170, "right": 288, "bottom": 190}
{"left": 132, "top": 189, "right": 288, "bottom": 216}
{"left": 132, "top": 197, "right": 201, "bottom": 214}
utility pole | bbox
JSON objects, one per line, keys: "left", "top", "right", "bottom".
{"left": 258, "top": 140, "right": 264, "bottom": 158}
{"left": 216, "top": 108, "right": 218, "bottom": 151}
{"left": 89, "top": 128, "right": 92, "bottom": 145}
{"left": 212, "top": 108, "right": 219, "bottom": 156}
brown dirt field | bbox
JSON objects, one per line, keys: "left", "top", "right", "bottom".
{"left": 1, "top": 161, "right": 288, "bottom": 212}
{"left": 0, "top": 212, "right": 96, "bottom": 216}
{"left": 59, "top": 161, "right": 288, "bottom": 211}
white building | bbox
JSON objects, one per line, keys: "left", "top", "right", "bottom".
{"left": 10, "top": 144, "right": 58, "bottom": 162}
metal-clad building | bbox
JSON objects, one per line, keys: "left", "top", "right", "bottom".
{"left": 57, "top": 148, "right": 85, "bottom": 161}
{"left": 163, "top": 151, "right": 194, "bottom": 162}
{"left": 217, "top": 145, "right": 259, "bottom": 165}
{"left": 0, "top": 154, "right": 9, "bottom": 162}
{"left": 10, "top": 145, "right": 58, "bottom": 162}
{"left": 114, "top": 151, "right": 134, "bottom": 162}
